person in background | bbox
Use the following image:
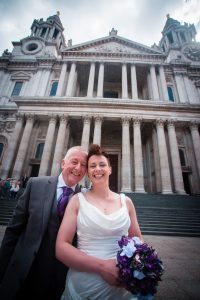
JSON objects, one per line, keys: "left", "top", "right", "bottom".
{"left": 9, "top": 180, "right": 20, "bottom": 200}
{"left": 56, "top": 144, "right": 143, "bottom": 300}
{"left": 0, "top": 146, "right": 87, "bottom": 300}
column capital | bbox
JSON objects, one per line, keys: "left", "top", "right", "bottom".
{"left": 132, "top": 116, "right": 142, "bottom": 125}
{"left": 47, "top": 114, "right": 57, "bottom": 123}
{"left": 82, "top": 115, "right": 92, "bottom": 124}
{"left": 121, "top": 116, "right": 131, "bottom": 125}
{"left": 25, "top": 113, "right": 35, "bottom": 122}
{"left": 155, "top": 118, "right": 166, "bottom": 127}
{"left": 93, "top": 115, "right": 103, "bottom": 123}
{"left": 58, "top": 114, "right": 68, "bottom": 123}
{"left": 167, "top": 118, "right": 177, "bottom": 127}
{"left": 190, "top": 120, "right": 200, "bottom": 131}
{"left": 15, "top": 112, "right": 24, "bottom": 121}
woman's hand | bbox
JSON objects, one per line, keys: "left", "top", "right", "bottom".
{"left": 99, "top": 259, "right": 121, "bottom": 286}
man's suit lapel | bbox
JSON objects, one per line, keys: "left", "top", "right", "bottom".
{"left": 41, "top": 176, "right": 58, "bottom": 235}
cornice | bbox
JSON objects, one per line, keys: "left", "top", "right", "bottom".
{"left": 11, "top": 96, "right": 200, "bottom": 114}
{"left": 62, "top": 51, "right": 166, "bottom": 62}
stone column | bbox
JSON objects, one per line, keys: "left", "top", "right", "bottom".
{"left": 97, "top": 62, "right": 104, "bottom": 98}
{"left": 167, "top": 119, "right": 185, "bottom": 194}
{"left": 150, "top": 65, "right": 159, "bottom": 100}
{"left": 39, "top": 114, "right": 57, "bottom": 176}
{"left": 131, "top": 64, "right": 138, "bottom": 99}
{"left": 174, "top": 73, "right": 188, "bottom": 103}
{"left": 190, "top": 121, "right": 200, "bottom": 178}
{"left": 121, "top": 117, "right": 132, "bottom": 192}
{"left": 133, "top": 118, "right": 145, "bottom": 192}
{"left": 87, "top": 62, "right": 95, "bottom": 97}
{"left": 152, "top": 128, "right": 162, "bottom": 193}
{"left": 0, "top": 114, "right": 24, "bottom": 179}
{"left": 66, "top": 62, "right": 76, "bottom": 97}
{"left": 81, "top": 115, "right": 91, "bottom": 151}
{"left": 12, "top": 114, "right": 35, "bottom": 179}
{"left": 122, "top": 63, "right": 128, "bottom": 98}
{"left": 51, "top": 115, "right": 68, "bottom": 176}
{"left": 93, "top": 115, "right": 103, "bottom": 145}
{"left": 159, "top": 65, "right": 168, "bottom": 101}
{"left": 156, "top": 119, "right": 172, "bottom": 193}
{"left": 56, "top": 62, "right": 68, "bottom": 96}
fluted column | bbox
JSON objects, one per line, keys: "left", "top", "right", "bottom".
{"left": 51, "top": 115, "right": 69, "bottom": 176}
{"left": 133, "top": 118, "right": 145, "bottom": 192}
{"left": 93, "top": 115, "right": 103, "bottom": 145}
{"left": 190, "top": 121, "right": 200, "bottom": 178}
{"left": 81, "top": 115, "right": 91, "bottom": 151}
{"left": 39, "top": 114, "right": 57, "bottom": 176}
{"left": 56, "top": 62, "right": 67, "bottom": 96}
{"left": 66, "top": 62, "right": 76, "bottom": 97}
{"left": 121, "top": 117, "right": 132, "bottom": 192}
{"left": 156, "top": 119, "right": 172, "bottom": 193}
{"left": 122, "top": 63, "right": 128, "bottom": 98}
{"left": 97, "top": 62, "right": 104, "bottom": 98}
{"left": 0, "top": 114, "right": 24, "bottom": 179}
{"left": 12, "top": 114, "right": 35, "bottom": 179}
{"left": 131, "top": 64, "right": 138, "bottom": 99}
{"left": 159, "top": 65, "right": 168, "bottom": 101}
{"left": 167, "top": 119, "right": 185, "bottom": 194}
{"left": 87, "top": 62, "right": 95, "bottom": 97}
{"left": 150, "top": 65, "right": 159, "bottom": 100}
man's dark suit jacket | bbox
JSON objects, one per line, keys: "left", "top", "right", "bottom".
{"left": 0, "top": 176, "right": 79, "bottom": 300}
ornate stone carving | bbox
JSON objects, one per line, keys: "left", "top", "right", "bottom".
{"left": 86, "top": 42, "right": 140, "bottom": 54}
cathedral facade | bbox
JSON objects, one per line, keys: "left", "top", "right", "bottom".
{"left": 0, "top": 13, "right": 200, "bottom": 194}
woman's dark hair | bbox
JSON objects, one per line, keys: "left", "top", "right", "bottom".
{"left": 87, "top": 144, "right": 110, "bottom": 166}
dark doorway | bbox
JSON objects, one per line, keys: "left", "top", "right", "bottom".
{"left": 182, "top": 172, "right": 191, "bottom": 194}
{"left": 104, "top": 91, "right": 118, "bottom": 98}
{"left": 108, "top": 154, "right": 118, "bottom": 192}
{"left": 30, "top": 165, "right": 40, "bottom": 177}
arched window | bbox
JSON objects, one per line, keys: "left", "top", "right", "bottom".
{"left": 50, "top": 81, "right": 58, "bottom": 96}
{"left": 35, "top": 143, "right": 44, "bottom": 160}
{"left": 0, "top": 143, "right": 4, "bottom": 158}
{"left": 179, "top": 148, "right": 186, "bottom": 166}
{"left": 167, "top": 86, "right": 174, "bottom": 102}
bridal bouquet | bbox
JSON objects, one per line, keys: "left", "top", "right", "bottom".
{"left": 116, "top": 236, "right": 164, "bottom": 299}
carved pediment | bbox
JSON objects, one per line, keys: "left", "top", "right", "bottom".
{"left": 63, "top": 35, "right": 163, "bottom": 56}
{"left": 11, "top": 71, "right": 31, "bottom": 81}
{"left": 82, "top": 41, "right": 141, "bottom": 54}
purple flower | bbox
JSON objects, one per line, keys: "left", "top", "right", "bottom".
{"left": 116, "top": 236, "right": 164, "bottom": 297}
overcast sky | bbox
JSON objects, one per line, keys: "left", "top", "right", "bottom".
{"left": 0, "top": 0, "right": 200, "bottom": 55}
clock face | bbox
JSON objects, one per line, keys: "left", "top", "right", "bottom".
{"left": 183, "top": 44, "right": 200, "bottom": 61}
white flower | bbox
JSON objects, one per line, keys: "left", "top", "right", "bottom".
{"left": 133, "top": 270, "right": 146, "bottom": 280}
{"left": 120, "top": 240, "right": 136, "bottom": 257}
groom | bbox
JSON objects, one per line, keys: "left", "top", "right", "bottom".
{"left": 0, "top": 146, "right": 87, "bottom": 300}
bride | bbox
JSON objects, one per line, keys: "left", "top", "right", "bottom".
{"left": 56, "top": 144, "right": 143, "bottom": 299}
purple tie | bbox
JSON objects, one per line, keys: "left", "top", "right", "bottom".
{"left": 57, "top": 186, "right": 74, "bottom": 218}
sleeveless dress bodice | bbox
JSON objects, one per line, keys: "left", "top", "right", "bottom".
{"left": 61, "top": 192, "right": 138, "bottom": 300}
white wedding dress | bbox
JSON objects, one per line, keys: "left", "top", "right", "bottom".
{"left": 61, "top": 192, "right": 138, "bottom": 300}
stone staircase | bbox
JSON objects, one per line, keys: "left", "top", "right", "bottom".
{"left": 0, "top": 199, "right": 17, "bottom": 225}
{"left": 0, "top": 194, "right": 200, "bottom": 237}
{"left": 126, "top": 193, "right": 200, "bottom": 237}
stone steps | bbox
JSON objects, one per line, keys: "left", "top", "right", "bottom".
{"left": 1, "top": 194, "right": 200, "bottom": 236}
{"left": 0, "top": 199, "right": 17, "bottom": 225}
{"left": 126, "top": 193, "right": 200, "bottom": 236}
